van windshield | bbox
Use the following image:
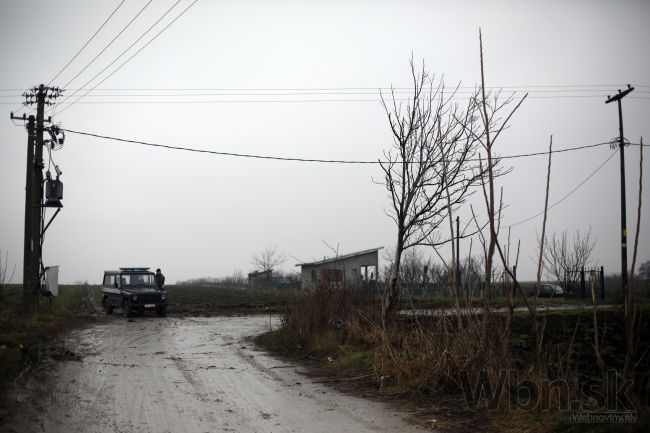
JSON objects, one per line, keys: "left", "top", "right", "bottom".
{"left": 120, "top": 274, "right": 156, "bottom": 288}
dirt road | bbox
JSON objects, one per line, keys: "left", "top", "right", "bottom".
{"left": 2, "top": 316, "right": 424, "bottom": 433}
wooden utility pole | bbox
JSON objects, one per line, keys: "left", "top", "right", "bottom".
{"left": 605, "top": 85, "right": 634, "bottom": 296}
{"left": 19, "top": 112, "right": 37, "bottom": 313}
{"left": 11, "top": 85, "right": 61, "bottom": 315}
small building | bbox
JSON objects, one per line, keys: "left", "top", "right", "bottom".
{"left": 248, "top": 269, "right": 273, "bottom": 288}
{"left": 296, "top": 247, "right": 383, "bottom": 290}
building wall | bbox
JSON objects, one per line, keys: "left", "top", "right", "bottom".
{"left": 248, "top": 270, "right": 272, "bottom": 288}
{"left": 299, "top": 250, "right": 379, "bottom": 290}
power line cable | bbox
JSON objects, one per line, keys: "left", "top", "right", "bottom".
{"left": 47, "top": 0, "right": 127, "bottom": 86}
{"left": 9, "top": 89, "right": 649, "bottom": 97}
{"left": 28, "top": 95, "right": 650, "bottom": 102}
{"left": 60, "top": 128, "right": 613, "bottom": 164}
{"left": 10, "top": 0, "right": 154, "bottom": 118}
{"left": 9, "top": 89, "right": 650, "bottom": 98}
{"left": 4, "top": 84, "right": 646, "bottom": 92}
{"left": 62, "top": 128, "right": 378, "bottom": 163}
{"left": 55, "top": 0, "right": 199, "bottom": 117}
{"left": 4, "top": 95, "right": 647, "bottom": 108}
{"left": 505, "top": 150, "right": 618, "bottom": 228}
{"left": 60, "top": 0, "right": 154, "bottom": 90}
{"left": 11, "top": 96, "right": 650, "bottom": 107}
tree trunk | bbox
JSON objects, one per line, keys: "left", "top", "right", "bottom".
{"left": 383, "top": 236, "right": 404, "bottom": 325}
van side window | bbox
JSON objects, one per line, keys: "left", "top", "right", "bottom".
{"left": 104, "top": 275, "right": 115, "bottom": 286}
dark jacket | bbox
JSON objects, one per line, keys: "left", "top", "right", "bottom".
{"left": 155, "top": 272, "right": 165, "bottom": 290}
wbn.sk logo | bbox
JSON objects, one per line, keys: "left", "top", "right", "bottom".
{"left": 459, "top": 370, "right": 637, "bottom": 416}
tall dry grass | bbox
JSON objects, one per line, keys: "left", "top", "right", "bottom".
{"left": 271, "top": 281, "right": 649, "bottom": 417}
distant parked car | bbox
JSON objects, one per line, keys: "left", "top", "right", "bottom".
{"left": 101, "top": 267, "right": 168, "bottom": 317}
{"left": 527, "top": 284, "right": 564, "bottom": 298}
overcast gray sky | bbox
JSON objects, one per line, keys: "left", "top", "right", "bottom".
{"left": 1, "top": 0, "right": 648, "bottom": 283}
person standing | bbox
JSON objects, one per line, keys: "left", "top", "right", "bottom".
{"left": 155, "top": 268, "right": 166, "bottom": 291}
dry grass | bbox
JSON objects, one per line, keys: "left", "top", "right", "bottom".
{"left": 263, "top": 284, "right": 650, "bottom": 432}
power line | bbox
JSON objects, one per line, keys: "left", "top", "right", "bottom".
{"left": 10, "top": 89, "right": 650, "bottom": 97}
{"left": 60, "top": 128, "right": 614, "bottom": 164}
{"left": 498, "top": 142, "right": 611, "bottom": 159}
{"left": 7, "top": 96, "right": 650, "bottom": 107}
{"left": 53, "top": 0, "right": 182, "bottom": 112}
{"left": 9, "top": 90, "right": 650, "bottom": 98}
{"left": 60, "top": 0, "right": 154, "bottom": 90}
{"left": 11, "top": 1, "right": 155, "bottom": 118}
{"left": 47, "top": 0, "right": 127, "bottom": 87}
{"left": 0, "top": 91, "right": 619, "bottom": 97}
{"left": 62, "top": 128, "right": 378, "bottom": 164}
{"left": 4, "top": 84, "right": 649, "bottom": 92}
{"left": 506, "top": 150, "right": 618, "bottom": 228}
{"left": 55, "top": 0, "right": 199, "bottom": 117}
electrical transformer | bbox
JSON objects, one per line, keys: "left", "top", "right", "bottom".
{"left": 45, "top": 179, "right": 63, "bottom": 207}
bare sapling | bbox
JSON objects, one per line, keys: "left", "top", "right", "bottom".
{"left": 0, "top": 250, "right": 16, "bottom": 300}
{"left": 590, "top": 273, "right": 607, "bottom": 382}
{"left": 440, "top": 135, "right": 464, "bottom": 330}
{"left": 501, "top": 233, "right": 520, "bottom": 356}
{"left": 475, "top": 28, "right": 527, "bottom": 335}
{"left": 534, "top": 136, "right": 553, "bottom": 307}
{"left": 625, "top": 137, "right": 643, "bottom": 380}
{"left": 486, "top": 137, "right": 553, "bottom": 377}
{"left": 530, "top": 136, "right": 553, "bottom": 373}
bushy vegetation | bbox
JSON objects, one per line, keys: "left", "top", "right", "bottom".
{"left": 260, "top": 283, "right": 650, "bottom": 432}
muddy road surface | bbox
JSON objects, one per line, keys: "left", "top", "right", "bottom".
{"left": 2, "top": 316, "right": 424, "bottom": 433}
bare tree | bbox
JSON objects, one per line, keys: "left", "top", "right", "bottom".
{"left": 251, "top": 245, "right": 285, "bottom": 273}
{"left": 461, "top": 254, "right": 484, "bottom": 298}
{"left": 428, "top": 261, "right": 451, "bottom": 295}
{"left": 379, "top": 57, "right": 484, "bottom": 322}
{"left": 0, "top": 249, "right": 16, "bottom": 300}
{"left": 638, "top": 260, "right": 650, "bottom": 281}
{"left": 398, "top": 248, "right": 431, "bottom": 294}
{"left": 541, "top": 228, "right": 596, "bottom": 293}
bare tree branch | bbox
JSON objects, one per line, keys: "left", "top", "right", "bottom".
{"left": 251, "top": 245, "right": 285, "bottom": 273}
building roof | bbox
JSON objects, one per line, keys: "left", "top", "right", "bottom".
{"left": 248, "top": 269, "right": 273, "bottom": 277}
{"left": 295, "top": 247, "right": 383, "bottom": 267}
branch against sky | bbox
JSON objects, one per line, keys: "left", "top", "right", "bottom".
{"left": 251, "top": 245, "right": 285, "bottom": 273}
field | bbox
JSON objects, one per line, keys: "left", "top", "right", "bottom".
{"left": 164, "top": 283, "right": 301, "bottom": 314}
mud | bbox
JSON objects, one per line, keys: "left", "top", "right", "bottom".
{"left": 1, "top": 316, "right": 425, "bottom": 433}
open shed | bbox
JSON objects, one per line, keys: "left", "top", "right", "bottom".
{"left": 247, "top": 269, "right": 273, "bottom": 288}
{"left": 296, "top": 247, "right": 383, "bottom": 290}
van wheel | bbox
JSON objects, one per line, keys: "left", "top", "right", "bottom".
{"left": 103, "top": 298, "right": 113, "bottom": 315}
{"left": 123, "top": 300, "right": 133, "bottom": 318}
{"left": 156, "top": 306, "right": 167, "bottom": 317}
